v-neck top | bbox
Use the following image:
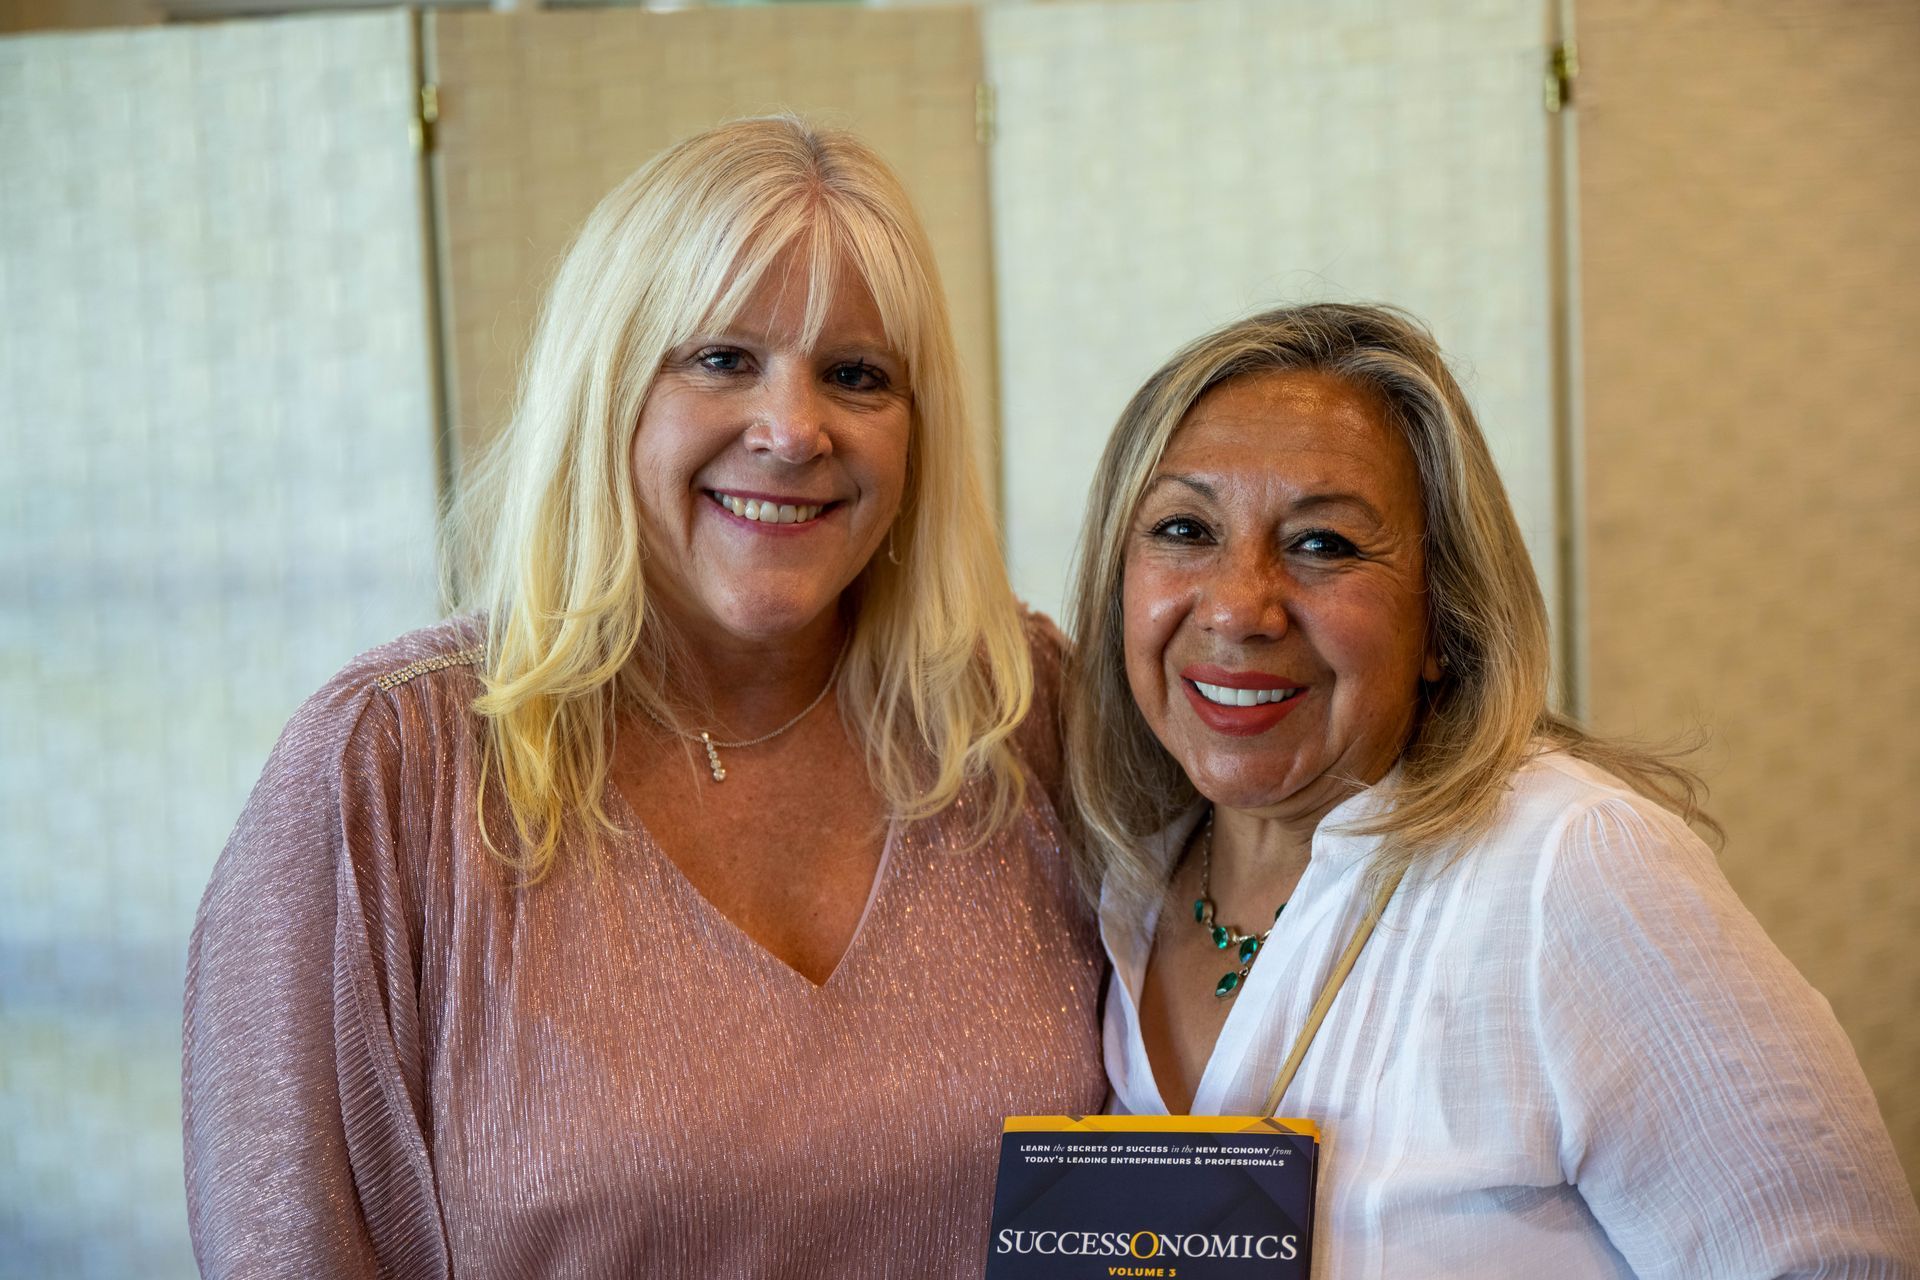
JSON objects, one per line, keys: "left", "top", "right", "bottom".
{"left": 184, "top": 615, "right": 1106, "bottom": 1279}
{"left": 1102, "top": 752, "right": 1920, "bottom": 1279}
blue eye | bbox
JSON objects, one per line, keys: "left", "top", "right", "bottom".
{"left": 1294, "top": 530, "right": 1357, "bottom": 558}
{"left": 830, "top": 361, "right": 889, "bottom": 392}
{"left": 695, "top": 347, "right": 748, "bottom": 373}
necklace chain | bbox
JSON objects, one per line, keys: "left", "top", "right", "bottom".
{"left": 1191, "top": 807, "right": 1286, "bottom": 999}
{"left": 647, "top": 644, "right": 847, "bottom": 783}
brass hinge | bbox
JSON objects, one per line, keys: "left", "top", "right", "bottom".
{"left": 412, "top": 82, "right": 441, "bottom": 154}
{"left": 975, "top": 81, "right": 996, "bottom": 147}
{"left": 1545, "top": 42, "right": 1578, "bottom": 114}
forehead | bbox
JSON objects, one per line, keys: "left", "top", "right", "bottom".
{"left": 710, "top": 237, "right": 898, "bottom": 352}
{"left": 1156, "top": 369, "right": 1421, "bottom": 508}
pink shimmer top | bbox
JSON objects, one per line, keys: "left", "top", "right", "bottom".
{"left": 182, "top": 615, "right": 1106, "bottom": 1279}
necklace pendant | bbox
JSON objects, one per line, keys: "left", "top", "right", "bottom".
{"left": 700, "top": 732, "right": 726, "bottom": 783}
{"left": 1215, "top": 967, "right": 1248, "bottom": 999}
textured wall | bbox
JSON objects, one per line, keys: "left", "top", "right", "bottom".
{"left": 0, "top": 15, "right": 440, "bottom": 1276}
{"left": 429, "top": 7, "right": 999, "bottom": 492}
{"left": 1576, "top": 0, "right": 1920, "bottom": 1187}
{"left": 984, "top": 0, "right": 1559, "bottom": 621}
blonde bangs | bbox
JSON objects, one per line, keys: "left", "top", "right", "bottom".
{"left": 446, "top": 115, "right": 1032, "bottom": 882}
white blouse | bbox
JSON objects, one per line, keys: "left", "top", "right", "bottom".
{"left": 1102, "top": 751, "right": 1920, "bottom": 1279}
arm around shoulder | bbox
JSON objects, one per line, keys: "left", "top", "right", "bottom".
{"left": 1530, "top": 793, "right": 1920, "bottom": 1278}
{"left": 183, "top": 665, "right": 449, "bottom": 1279}
{"left": 1013, "top": 606, "right": 1071, "bottom": 818}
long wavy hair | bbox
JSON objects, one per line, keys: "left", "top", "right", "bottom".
{"left": 1065, "top": 303, "right": 1712, "bottom": 917}
{"left": 444, "top": 116, "right": 1031, "bottom": 881}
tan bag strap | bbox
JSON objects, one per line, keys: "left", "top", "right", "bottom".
{"left": 1260, "top": 866, "right": 1405, "bottom": 1117}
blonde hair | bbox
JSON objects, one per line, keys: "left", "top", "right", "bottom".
{"left": 445, "top": 115, "right": 1031, "bottom": 881}
{"left": 1065, "top": 303, "right": 1710, "bottom": 915}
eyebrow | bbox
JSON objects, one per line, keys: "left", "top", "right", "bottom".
{"left": 1141, "top": 473, "right": 1387, "bottom": 524}
{"left": 682, "top": 323, "right": 902, "bottom": 360}
{"left": 1291, "top": 492, "right": 1386, "bottom": 524}
{"left": 1142, "top": 474, "right": 1218, "bottom": 501}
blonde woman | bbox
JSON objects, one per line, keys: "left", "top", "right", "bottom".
{"left": 183, "top": 117, "right": 1104, "bottom": 1278}
{"left": 1065, "top": 304, "right": 1920, "bottom": 1277}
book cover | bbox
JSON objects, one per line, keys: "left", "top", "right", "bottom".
{"left": 984, "top": 1116, "right": 1319, "bottom": 1278}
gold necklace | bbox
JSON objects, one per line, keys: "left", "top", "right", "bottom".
{"left": 1190, "top": 808, "right": 1286, "bottom": 998}
{"left": 648, "top": 644, "right": 847, "bottom": 782}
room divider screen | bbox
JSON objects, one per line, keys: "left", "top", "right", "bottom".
{"left": 427, "top": 5, "right": 1000, "bottom": 488}
{"left": 0, "top": 13, "right": 441, "bottom": 1276}
{"left": 6, "top": 4, "right": 1911, "bottom": 1274}
{"left": 984, "top": 0, "right": 1562, "bottom": 626}
{"left": 1576, "top": 0, "right": 1920, "bottom": 1189}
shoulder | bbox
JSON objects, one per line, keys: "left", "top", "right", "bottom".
{"left": 1401, "top": 748, "right": 1729, "bottom": 965}
{"left": 1489, "top": 750, "right": 1777, "bottom": 1007}
{"left": 1450, "top": 747, "right": 1710, "bottom": 889}
{"left": 324, "top": 614, "right": 487, "bottom": 706}
{"left": 1509, "top": 749, "right": 1717, "bottom": 894}
{"left": 279, "top": 616, "right": 486, "bottom": 756}
{"left": 198, "top": 618, "right": 487, "bottom": 975}
{"left": 1010, "top": 605, "right": 1069, "bottom": 792}
{"left": 218, "top": 617, "right": 486, "bottom": 869}
{"left": 1019, "top": 606, "right": 1069, "bottom": 699}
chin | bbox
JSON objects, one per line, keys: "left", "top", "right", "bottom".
{"left": 702, "top": 588, "right": 843, "bottom": 644}
{"left": 1179, "top": 756, "right": 1308, "bottom": 812}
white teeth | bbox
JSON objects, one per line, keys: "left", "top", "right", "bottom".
{"left": 715, "top": 493, "right": 823, "bottom": 524}
{"left": 1194, "top": 681, "right": 1301, "bottom": 707}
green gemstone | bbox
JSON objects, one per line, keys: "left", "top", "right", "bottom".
{"left": 1211, "top": 924, "right": 1230, "bottom": 949}
{"left": 1214, "top": 971, "right": 1241, "bottom": 998}
{"left": 1193, "top": 897, "right": 1208, "bottom": 923}
{"left": 1238, "top": 936, "right": 1261, "bottom": 964}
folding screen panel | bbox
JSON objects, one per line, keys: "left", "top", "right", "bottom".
{"left": 428, "top": 6, "right": 999, "bottom": 488}
{"left": 985, "top": 0, "right": 1560, "bottom": 623}
{"left": 0, "top": 15, "right": 439, "bottom": 1276}
{"left": 1576, "top": 0, "right": 1920, "bottom": 1186}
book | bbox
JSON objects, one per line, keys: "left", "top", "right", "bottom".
{"left": 984, "top": 1115, "right": 1318, "bottom": 1278}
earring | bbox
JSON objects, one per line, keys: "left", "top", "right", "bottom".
{"left": 887, "top": 526, "right": 901, "bottom": 565}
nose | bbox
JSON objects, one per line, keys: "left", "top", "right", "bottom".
{"left": 743, "top": 363, "right": 832, "bottom": 465}
{"left": 1197, "top": 543, "right": 1291, "bottom": 644}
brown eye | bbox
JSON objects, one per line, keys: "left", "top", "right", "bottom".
{"left": 1148, "top": 516, "right": 1212, "bottom": 544}
{"left": 1294, "top": 530, "right": 1357, "bottom": 559}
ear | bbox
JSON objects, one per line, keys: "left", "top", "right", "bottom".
{"left": 1422, "top": 648, "right": 1446, "bottom": 684}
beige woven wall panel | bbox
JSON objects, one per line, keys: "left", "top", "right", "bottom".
{"left": 430, "top": 7, "right": 998, "bottom": 492}
{"left": 1577, "top": 0, "right": 1920, "bottom": 1186}
{"left": 985, "top": 0, "right": 1558, "bottom": 621}
{"left": 0, "top": 15, "right": 439, "bottom": 1276}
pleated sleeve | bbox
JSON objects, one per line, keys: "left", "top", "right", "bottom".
{"left": 183, "top": 654, "right": 452, "bottom": 1279}
{"left": 1532, "top": 795, "right": 1920, "bottom": 1277}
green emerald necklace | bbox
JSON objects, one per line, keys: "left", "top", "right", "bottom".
{"left": 1191, "top": 808, "right": 1286, "bottom": 999}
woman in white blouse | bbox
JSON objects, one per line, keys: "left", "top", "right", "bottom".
{"left": 1061, "top": 303, "right": 1920, "bottom": 1278}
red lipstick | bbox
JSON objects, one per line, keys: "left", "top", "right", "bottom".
{"left": 1178, "top": 664, "right": 1307, "bottom": 737}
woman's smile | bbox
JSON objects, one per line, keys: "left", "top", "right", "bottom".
{"left": 705, "top": 488, "right": 837, "bottom": 528}
{"left": 631, "top": 241, "right": 911, "bottom": 649}
{"left": 1179, "top": 664, "right": 1309, "bottom": 735}
{"left": 1121, "top": 368, "right": 1437, "bottom": 821}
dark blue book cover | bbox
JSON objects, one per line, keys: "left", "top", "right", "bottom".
{"left": 984, "top": 1116, "right": 1318, "bottom": 1278}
